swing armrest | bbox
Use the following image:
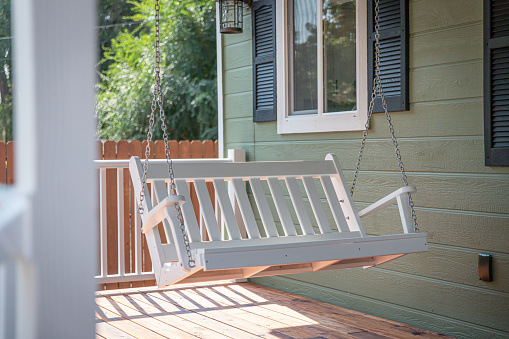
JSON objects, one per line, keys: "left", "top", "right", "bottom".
{"left": 358, "top": 186, "right": 416, "bottom": 218}
{"left": 142, "top": 195, "right": 185, "bottom": 234}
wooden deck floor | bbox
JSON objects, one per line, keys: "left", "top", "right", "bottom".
{"left": 96, "top": 280, "right": 453, "bottom": 339}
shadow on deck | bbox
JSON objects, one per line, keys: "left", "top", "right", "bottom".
{"left": 95, "top": 280, "right": 453, "bottom": 339}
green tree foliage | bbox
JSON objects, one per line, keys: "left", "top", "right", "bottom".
{"left": 96, "top": 0, "right": 217, "bottom": 141}
{"left": 98, "top": 0, "right": 142, "bottom": 73}
{"left": 0, "top": 0, "right": 12, "bottom": 142}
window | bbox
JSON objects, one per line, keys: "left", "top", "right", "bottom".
{"left": 276, "top": 0, "right": 368, "bottom": 134}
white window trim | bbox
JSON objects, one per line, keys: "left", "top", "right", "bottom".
{"left": 276, "top": 0, "right": 368, "bottom": 134}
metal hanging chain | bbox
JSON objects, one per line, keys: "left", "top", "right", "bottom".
{"left": 350, "top": 0, "right": 419, "bottom": 233}
{"left": 138, "top": 0, "right": 195, "bottom": 268}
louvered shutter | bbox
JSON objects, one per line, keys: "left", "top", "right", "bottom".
{"left": 252, "top": 0, "right": 276, "bottom": 122}
{"left": 484, "top": 0, "right": 509, "bottom": 166}
{"left": 367, "top": 0, "right": 409, "bottom": 112}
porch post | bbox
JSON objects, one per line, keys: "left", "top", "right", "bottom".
{"left": 12, "top": 0, "right": 97, "bottom": 338}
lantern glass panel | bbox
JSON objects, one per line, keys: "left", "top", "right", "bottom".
{"left": 220, "top": 0, "right": 244, "bottom": 34}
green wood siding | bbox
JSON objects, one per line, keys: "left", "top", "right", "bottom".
{"left": 221, "top": 0, "right": 509, "bottom": 337}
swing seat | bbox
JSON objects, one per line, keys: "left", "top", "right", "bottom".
{"left": 129, "top": 153, "right": 427, "bottom": 287}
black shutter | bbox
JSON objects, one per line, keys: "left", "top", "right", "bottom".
{"left": 484, "top": 0, "right": 509, "bottom": 166}
{"left": 367, "top": 0, "right": 409, "bottom": 112}
{"left": 252, "top": 0, "right": 276, "bottom": 122}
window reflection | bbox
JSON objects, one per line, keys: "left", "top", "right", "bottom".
{"left": 323, "top": 0, "right": 356, "bottom": 113}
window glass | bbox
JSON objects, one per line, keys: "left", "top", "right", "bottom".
{"left": 292, "top": 0, "right": 318, "bottom": 114}
{"left": 323, "top": 0, "right": 356, "bottom": 113}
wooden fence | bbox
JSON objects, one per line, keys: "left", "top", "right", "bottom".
{"left": 0, "top": 141, "right": 14, "bottom": 185}
{"left": 1, "top": 140, "right": 219, "bottom": 290}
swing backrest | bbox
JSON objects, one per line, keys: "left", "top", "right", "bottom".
{"left": 131, "top": 153, "right": 366, "bottom": 257}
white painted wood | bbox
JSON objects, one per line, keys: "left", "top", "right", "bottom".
{"left": 397, "top": 193, "right": 414, "bottom": 234}
{"left": 285, "top": 177, "right": 315, "bottom": 235}
{"left": 199, "top": 233, "right": 428, "bottom": 271}
{"left": 96, "top": 272, "right": 156, "bottom": 284}
{"left": 134, "top": 203, "right": 142, "bottom": 275}
{"left": 117, "top": 168, "right": 125, "bottom": 275}
{"left": 358, "top": 186, "right": 417, "bottom": 217}
{"left": 320, "top": 175, "right": 350, "bottom": 232}
{"left": 249, "top": 178, "right": 279, "bottom": 237}
{"left": 216, "top": 3, "right": 224, "bottom": 158}
{"left": 146, "top": 159, "right": 338, "bottom": 181}
{"left": 11, "top": 0, "right": 97, "bottom": 336}
{"left": 228, "top": 149, "right": 247, "bottom": 238}
{"left": 302, "top": 176, "right": 332, "bottom": 234}
{"left": 153, "top": 180, "right": 173, "bottom": 242}
{"left": 213, "top": 179, "right": 242, "bottom": 240}
{"left": 129, "top": 157, "right": 173, "bottom": 277}
{"left": 99, "top": 168, "right": 108, "bottom": 276}
{"left": 128, "top": 151, "right": 427, "bottom": 287}
{"left": 141, "top": 194, "right": 185, "bottom": 234}
{"left": 276, "top": 0, "right": 368, "bottom": 134}
{"left": 231, "top": 178, "right": 261, "bottom": 239}
{"left": 267, "top": 177, "right": 297, "bottom": 236}
{"left": 174, "top": 179, "right": 201, "bottom": 242}
{"left": 190, "top": 232, "right": 361, "bottom": 250}
{"left": 194, "top": 179, "right": 221, "bottom": 241}
{"left": 94, "top": 158, "right": 230, "bottom": 169}
{"left": 326, "top": 154, "right": 366, "bottom": 237}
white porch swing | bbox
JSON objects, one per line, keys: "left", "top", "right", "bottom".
{"left": 129, "top": 0, "right": 428, "bottom": 287}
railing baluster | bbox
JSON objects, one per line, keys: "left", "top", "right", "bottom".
{"left": 99, "top": 168, "right": 108, "bottom": 277}
{"left": 117, "top": 168, "right": 125, "bottom": 276}
{"left": 135, "top": 199, "right": 142, "bottom": 275}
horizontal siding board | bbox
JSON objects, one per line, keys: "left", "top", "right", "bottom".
{"left": 253, "top": 137, "right": 509, "bottom": 174}
{"left": 351, "top": 172, "right": 509, "bottom": 214}
{"left": 224, "top": 67, "right": 252, "bottom": 95}
{"left": 410, "top": 62, "right": 482, "bottom": 103}
{"left": 411, "top": 23, "right": 483, "bottom": 68}
{"left": 225, "top": 92, "right": 252, "bottom": 119}
{"left": 253, "top": 99, "right": 484, "bottom": 141}
{"left": 379, "top": 244, "right": 509, "bottom": 294}
{"left": 224, "top": 118, "right": 254, "bottom": 144}
{"left": 409, "top": 0, "right": 483, "bottom": 34}
{"left": 224, "top": 40, "right": 252, "bottom": 71}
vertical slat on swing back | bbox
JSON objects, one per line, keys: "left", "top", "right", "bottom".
{"left": 194, "top": 179, "right": 221, "bottom": 241}
{"left": 267, "top": 177, "right": 297, "bottom": 236}
{"left": 249, "top": 177, "right": 279, "bottom": 237}
{"left": 320, "top": 175, "right": 350, "bottom": 232}
{"left": 302, "top": 176, "right": 332, "bottom": 234}
{"left": 231, "top": 178, "right": 261, "bottom": 239}
{"left": 212, "top": 178, "right": 242, "bottom": 240}
{"left": 174, "top": 179, "right": 201, "bottom": 242}
{"left": 285, "top": 176, "right": 315, "bottom": 235}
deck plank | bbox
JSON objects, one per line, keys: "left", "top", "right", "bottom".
{"left": 232, "top": 283, "right": 454, "bottom": 339}
{"left": 96, "top": 281, "right": 454, "bottom": 339}
{"left": 96, "top": 297, "right": 199, "bottom": 339}
{"left": 107, "top": 292, "right": 231, "bottom": 339}
{"left": 96, "top": 318, "right": 136, "bottom": 339}
{"left": 137, "top": 290, "right": 263, "bottom": 338}
{"left": 96, "top": 305, "right": 172, "bottom": 339}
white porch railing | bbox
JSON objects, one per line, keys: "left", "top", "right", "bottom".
{"left": 94, "top": 150, "right": 244, "bottom": 287}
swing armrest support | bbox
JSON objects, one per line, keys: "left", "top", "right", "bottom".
{"left": 358, "top": 186, "right": 416, "bottom": 218}
{"left": 142, "top": 195, "right": 185, "bottom": 234}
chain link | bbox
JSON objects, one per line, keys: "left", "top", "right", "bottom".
{"left": 350, "top": 0, "right": 419, "bottom": 233}
{"left": 138, "top": 0, "right": 195, "bottom": 268}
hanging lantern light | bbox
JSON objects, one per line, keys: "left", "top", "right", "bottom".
{"left": 217, "top": 0, "right": 252, "bottom": 34}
